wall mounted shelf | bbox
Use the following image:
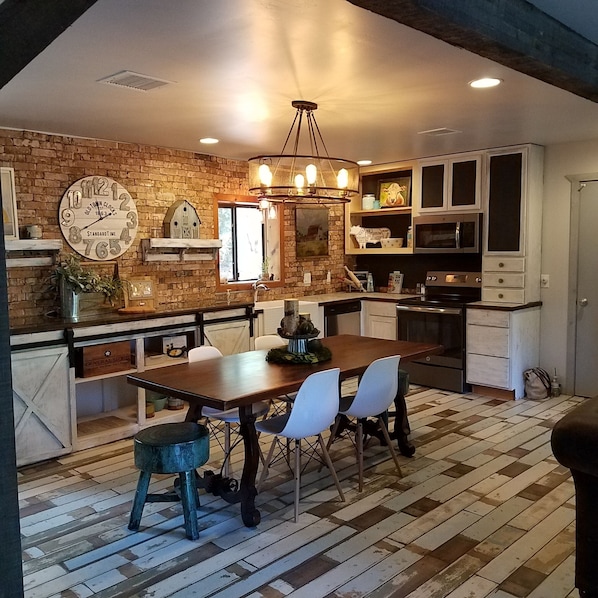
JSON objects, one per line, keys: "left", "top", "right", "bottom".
{"left": 141, "top": 238, "right": 222, "bottom": 263}
{"left": 5, "top": 239, "right": 63, "bottom": 267}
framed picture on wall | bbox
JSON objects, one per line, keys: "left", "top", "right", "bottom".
{"left": 1, "top": 167, "right": 19, "bottom": 239}
{"left": 295, "top": 207, "right": 329, "bottom": 257}
{"left": 379, "top": 176, "right": 411, "bottom": 208}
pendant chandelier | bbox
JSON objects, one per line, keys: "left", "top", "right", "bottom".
{"left": 248, "top": 100, "right": 359, "bottom": 204}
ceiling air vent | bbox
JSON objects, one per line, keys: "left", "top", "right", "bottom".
{"left": 98, "top": 70, "right": 172, "bottom": 92}
{"left": 418, "top": 127, "right": 461, "bottom": 136}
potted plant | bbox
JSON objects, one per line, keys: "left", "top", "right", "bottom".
{"left": 51, "top": 253, "right": 125, "bottom": 320}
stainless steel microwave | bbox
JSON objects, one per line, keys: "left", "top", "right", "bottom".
{"left": 412, "top": 213, "right": 482, "bottom": 253}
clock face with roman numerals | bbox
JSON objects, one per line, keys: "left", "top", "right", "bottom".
{"left": 59, "top": 176, "right": 138, "bottom": 260}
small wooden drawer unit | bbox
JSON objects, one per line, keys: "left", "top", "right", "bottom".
{"left": 76, "top": 341, "right": 133, "bottom": 377}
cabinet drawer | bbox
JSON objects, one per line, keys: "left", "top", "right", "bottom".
{"left": 467, "top": 309, "right": 509, "bottom": 327}
{"left": 481, "top": 288, "right": 525, "bottom": 303}
{"left": 484, "top": 257, "right": 525, "bottom": 272}
{"left": 364, "top": 300, "right": 397, "bottom": 317}
{"left": 467, "top": 324, "right": 509, "bottom": 357}
{"left": 483, "top": 272, "right": 525, "bottom": 289}
{"left": 467, "top": 353, "right": 510, "bottom": 388}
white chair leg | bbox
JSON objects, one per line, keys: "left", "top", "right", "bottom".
{"left": 317, "top": 434, "right": 345, "bottom": 502}
{"left": 294, "top": 438, "right": 301, "bottom": 522}
{"left": 378, "top": 416, "right": 403, "bottom": 478}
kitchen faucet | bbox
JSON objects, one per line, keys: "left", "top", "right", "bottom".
{"left": 253, "top": 282, "right": 270, "bottom": 304}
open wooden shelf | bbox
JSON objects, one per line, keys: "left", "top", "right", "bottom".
{"left": 5, "top": 239, "right": 62, "bottom": 267}
{"left": 141, "top": 238, "right": 222, "bottom": 262}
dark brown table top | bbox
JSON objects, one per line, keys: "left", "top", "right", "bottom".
{"left": 127, "top": 335, "right": 442, "bottom": 411}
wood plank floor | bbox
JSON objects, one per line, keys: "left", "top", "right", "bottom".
{"left": 17, "top": 382, "right": 584, "bottom": 598}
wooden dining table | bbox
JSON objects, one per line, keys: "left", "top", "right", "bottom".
{"left": 127, "top": 334, "right": 442, "bottom": 527}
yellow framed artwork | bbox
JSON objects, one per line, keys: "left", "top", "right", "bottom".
{"left": 378, "top": 176, "right": 411, "bottom": 208}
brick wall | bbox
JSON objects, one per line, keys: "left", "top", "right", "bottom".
{"left": 1, "top": 129, "right": 346, "bottom": 326}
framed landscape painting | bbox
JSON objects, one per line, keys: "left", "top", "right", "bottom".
{"left": 295, "top": 207, "right": 329, "bottom": 257}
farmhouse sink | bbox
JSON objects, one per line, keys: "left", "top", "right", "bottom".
{"left": 254, "top": 299, "right": 322, "bottom": 336}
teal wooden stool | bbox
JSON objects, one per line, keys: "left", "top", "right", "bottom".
{"left": 128, "top": 422, "right": 209, "bottom": 540}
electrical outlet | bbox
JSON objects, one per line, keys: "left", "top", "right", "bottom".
{"left": 540, "top": 274, "right": 550, "bottom": 288}
{"left": 303, "top": 272, "right": 311, "bottom": 285}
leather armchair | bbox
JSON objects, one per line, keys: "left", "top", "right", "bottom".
{"left": 552, "top": 399, "right": 598, "bottom": 598}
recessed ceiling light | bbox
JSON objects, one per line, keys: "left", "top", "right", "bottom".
{"left": 199, "top": 137, "right": 219, "bottom": 144}
{"left": 469, "top": 77, "right": 502, "bottom": 89}
{"left": 357, "top": 160, "right": 372, "bottom": 166}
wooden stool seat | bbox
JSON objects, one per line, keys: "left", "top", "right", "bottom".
{"left": 128, "top": 422, "right": 209, "bottom": 540}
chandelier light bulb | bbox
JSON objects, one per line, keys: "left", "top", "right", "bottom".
{"left": 258, "top": 163, "right": 272, "bottom": 187}
{"left": 337, "top": 168, "right": 348, "bottom": 189}
{"left": 294, "top": 173, "right": 305, "bottom": 191}
{"left": 306, "top": 163, "right": 317, "bottom": 186}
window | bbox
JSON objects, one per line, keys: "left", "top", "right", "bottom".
{"left": 218, "top": 202, "right": 264, "bottom": 282}
{"left": 214, "top": 194, "right": 283, "bottom": 287}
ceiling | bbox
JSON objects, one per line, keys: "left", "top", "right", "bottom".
{"left": 1, "top": 0, "right": 598, "bottom": 167}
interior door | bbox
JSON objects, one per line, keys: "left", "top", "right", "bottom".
{"left": 574, "top": 181, "right": 598, "bottom": 396}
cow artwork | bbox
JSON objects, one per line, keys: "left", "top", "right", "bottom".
{"left": 349, "top": 225, "right": 391, "bottom": 248}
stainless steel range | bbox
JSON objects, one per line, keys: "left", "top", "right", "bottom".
{"left": 396, "top": 271, "right": 482, "bottom": 392}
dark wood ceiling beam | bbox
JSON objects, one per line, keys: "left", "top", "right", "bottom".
{"left": 0, "top": 0, "right": 99, "bottom": 90}
{"left": 348, "top": 0, "right": 598, "bottom": 103}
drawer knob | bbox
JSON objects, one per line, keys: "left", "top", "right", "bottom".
{"left": 498, "top": 262, "right": 505, "bottom": 268}
{"left": 498, "top": 293, "right": 504, "bottom": 298}
{"left": 498, "top": 278, "right": 504, "bottom": 284}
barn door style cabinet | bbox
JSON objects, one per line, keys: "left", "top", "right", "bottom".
{"left": 11, "top": 333, "right": 73, "bottom": 467}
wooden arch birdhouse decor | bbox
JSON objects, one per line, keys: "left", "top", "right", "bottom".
{"left": 163, "top": 199, "right": 201, "bottom": 239}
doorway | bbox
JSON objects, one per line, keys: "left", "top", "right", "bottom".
{"left": 571, "top": 180, "right": 598, "bottom": 397}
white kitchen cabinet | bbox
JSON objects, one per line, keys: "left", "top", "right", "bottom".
{"left": 418, "top": 152, "right": 482, "bottom": 213}
{"left": 11, "top": 344, "right": 73, "bottom": 466}
{"left": 362, "top": 300, "right": 397, "bottom": 340}
{"left": 483, "top": 145, "right": 543, "bottom": 304}
{"left": 254, "top": 300, "right": 323, "bottom": 338}
{"left": 203, "top": 320, "right": 251, "bottom": 355}
{"left": 466, "top": 306, "right": 540, "bottom": 399}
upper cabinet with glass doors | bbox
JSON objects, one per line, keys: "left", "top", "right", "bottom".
{"left": 418, "top": 152, "right": 483, "bottom": 213}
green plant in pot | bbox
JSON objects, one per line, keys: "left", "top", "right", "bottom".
{"left": 51, "top": 253, "right": 125, "bottom": 320}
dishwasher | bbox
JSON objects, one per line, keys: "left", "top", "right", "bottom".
{"left": 324, "top": 301, "right": 361, "bottom": 336}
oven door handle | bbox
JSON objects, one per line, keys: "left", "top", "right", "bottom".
{"left": 396, "top": 305, "right": 463, "bottom": 315}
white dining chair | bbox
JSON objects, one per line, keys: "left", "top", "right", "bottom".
{"left": 188, "top": 346, "right": 269, "bottom": 477}
{"left": 328, "top": 355, "right": 403, "bottom": 491}
{"left": 255, "top": 367, "right": 345, "bottom": 522}
{"left": 254, "top": 334, "right": 287, "bottom": 351}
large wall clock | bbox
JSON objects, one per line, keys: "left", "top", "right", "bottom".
{"left": 59, "top": 176, "right": 139, "bottom": 260}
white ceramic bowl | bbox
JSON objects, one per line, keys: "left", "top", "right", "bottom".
{"left": 381, "top": 237, "right": 404, "bottom": 248}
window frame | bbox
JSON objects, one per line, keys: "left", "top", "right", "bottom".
{"left": 214, "top": 193, "right": 285, "bottom": 292}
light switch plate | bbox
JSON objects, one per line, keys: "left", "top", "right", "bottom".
{"left": 540, "top": 274, "right": 550, "bottom": 288}
{"left": 303, "top": 272, "right": 311, "bottom": 285}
